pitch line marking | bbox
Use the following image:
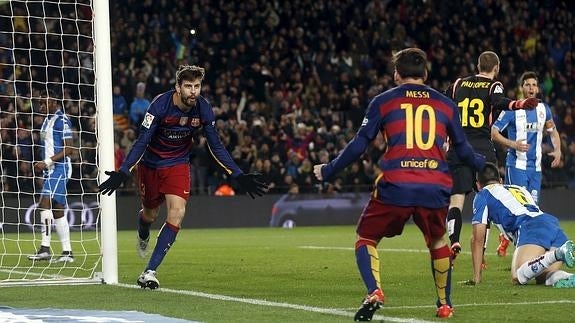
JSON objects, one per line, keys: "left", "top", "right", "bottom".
{"left": 115, "top": 283, "right": 432, "bottom": 323}
{"left": 299, "top": 245, "right": 498, "bottom": 256}
{"left": 339, "top": 299, "right": 575, "bottom": 310}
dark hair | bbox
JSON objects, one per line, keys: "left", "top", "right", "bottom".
{"left": 176, "top": 65, "right": 205, "bottom": 85}
{"left": 520, "top": 71, "right": 538, "bottom": 85}
{"left": 477, "top": 51, "right": 499, "bottom": 73}
{"left": 393, "top": 48, "right": 427, "bottom": 79}
{"left": 477, "top": 162, "right": 500, "bottom": 186}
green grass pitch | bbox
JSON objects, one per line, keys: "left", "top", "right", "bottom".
{"left": 1, "top": 222, "right": 574, "bottom": 322}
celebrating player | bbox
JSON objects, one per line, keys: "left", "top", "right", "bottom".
{"left": 99, "top": 65, "right": 268, "bottom": 289}
{"left": 468, "top": 163, "right": 574, "bottom": 287}
{"left": 28, "top": 90, "right": 75, "bottom": 263}
{"left": 314, "top": 48, "right": 485, "bottom": 320}
{"left": 491, "top": 71, "right": 562, "bottom": 256}
{"left": 444, "top": 51, "right": 539, "bottom": 262}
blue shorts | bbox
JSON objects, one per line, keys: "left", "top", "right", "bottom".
{"left": 505, "top": 167, "right": 541, "bottom": 203}
{"left": 516, "top": 214, "right": 567, "bottom": 250}
{"left": 41, "top": 168, "right": 69, "bottom": 206}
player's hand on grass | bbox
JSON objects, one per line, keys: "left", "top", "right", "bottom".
{"left": 99, "top": 170, "right": 129, "bottom": 195}
{"left": 235, "top": 172, "right": 268, "bottom": 199}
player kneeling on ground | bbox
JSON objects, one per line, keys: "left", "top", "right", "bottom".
{"left": 468, "top": 162, "right": 575, "bottom": 287}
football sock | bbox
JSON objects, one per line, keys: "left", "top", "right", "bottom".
{"left": 516, "top": 250, "right": 560, "bottom": 284}
{"left": 446, "top": 208, "right": 462, "bottom": 245}
{"left": 54, "top": 216, "right": 72, "bottom": 252}
{"left": 545, "top": 270, "right": 572, "bottom": 286}
{"left": 138, "top": 209, "right": 152, "bottom": 240}
{"left": 40, "top": 209, "right": 54, "bottom": 248}
{"left": 146, "top": 221, "right": 179, "bottom": 271}
{"left": 430, "top": 245, "right": 452, "bottom": 307}
{"left": 355, "top": 239, "right": 381, "bottom": 293}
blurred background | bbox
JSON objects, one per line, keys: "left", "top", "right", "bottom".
{"left": 1, "top": 0, "right": 574, "bottom": 198}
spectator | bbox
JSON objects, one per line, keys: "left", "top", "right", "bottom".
{"left": 113, "top": 85, "right": 129, "bottom": 131}
{"left": 129, "top": 82, "right": 150, "bottom": 127}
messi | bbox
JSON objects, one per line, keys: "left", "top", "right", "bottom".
{"left": 405, "top": 90, "right": 430, "bottom": 98}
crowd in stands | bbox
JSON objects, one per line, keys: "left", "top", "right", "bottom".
{"left": 1, "top": 0, "right": 574, "bottom": 196}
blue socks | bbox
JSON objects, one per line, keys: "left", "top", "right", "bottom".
{"left": 146, "top": 222, "right": 179, "bottom": 271}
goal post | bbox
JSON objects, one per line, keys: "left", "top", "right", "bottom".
{"left": 0, "top": 0, "right": 117, "bottom": 286}
{"left": 94, "top": 0, "right": 117, "bottom": 285}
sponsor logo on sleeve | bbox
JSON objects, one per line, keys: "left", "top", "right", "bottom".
{"left": 142, "top": 112, "right": 155, "bottom": 128}
{"left": 494, "top": 84, "right": 503, "bottom": 93}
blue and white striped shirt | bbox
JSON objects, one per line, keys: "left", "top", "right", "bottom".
{"left": 492, "top": 102, "right": 552, "bottom": 171}
{"left": 40, "top": 108, "right": 72, "bottom": 178}
{"left": 472, "top": 183, "right": 543, "bottom": 243}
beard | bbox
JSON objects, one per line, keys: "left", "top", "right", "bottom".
{"left": 181, "top": 93, "right": 196, "bottom": 107}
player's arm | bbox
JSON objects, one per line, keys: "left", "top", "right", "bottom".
{"left": 35, "top": 118, "right": 76, "bottom": 170}
{"left": 470, "top": 222, "right": 487, "bottom": 283}
{"left": 491, "top": 112, "right": 529, "bottom": 152}
{"left": 119, "top": 110, "right": 158, "bottom": 175}
{"left": 491, "top": 82, "right": 538, "bottom": 111}
{"left": 469, "top": 192, "right": 489, "bottom": 284}
{"left": 199, "top": 100, "right": 243, "bottom": 177}
{"left": 543, "top": 105, "right": 562, "bottom": 168}
{"left": 200, "top": 99, "right": 267, "bottom": 198}
{"left": 546, "top": 120, "right": 562, "bottom": 168}
{"left": 317, "top": 98, "right": 380, "bottom": 181}
{"left": 99, "top": 99, "right": 160, "bottom": 195}
{"left": 203, "top": 121, "right": 243, "bottom": 177}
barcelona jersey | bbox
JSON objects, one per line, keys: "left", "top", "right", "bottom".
{"left": 321, "top": 83, "right": 478, "bottom": 208}
{"left": 120, "top": 90, "right": 242, "bottom": 177}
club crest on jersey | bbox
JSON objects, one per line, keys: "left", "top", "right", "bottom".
{"left": 494, "top": 84, "right": 503, "bottom": 93}
{"left": 142, "top": 112, "right": 155, "bottom": 128}
{"left": 191, "top": 118, "right": 200, "bottom": 126}
{"left": 538, "top": 110, "right": 545, "bottom": 119}
{"left": 179, "top": 117, "right": 189, "bottom": 125}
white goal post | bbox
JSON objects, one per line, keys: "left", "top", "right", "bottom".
{"left": 0, "top": 0, "right": 116, "bottom": 286}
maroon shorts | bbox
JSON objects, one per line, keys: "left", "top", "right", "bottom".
{"left": 356, "top": 198, "right": 448, "bottom": 247}
{"left": 137, "top": 163, "right": 191, "bottom": 209}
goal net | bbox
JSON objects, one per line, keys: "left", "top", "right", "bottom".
{"left": 0, "top": 0, "right": 116, "bottom": 286}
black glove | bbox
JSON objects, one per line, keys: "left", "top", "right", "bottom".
{"left": 99, "top": 170, "right": 129, "bottom": 195}
{"left": 235, "top": 172, "right": 268, "bottom": 199}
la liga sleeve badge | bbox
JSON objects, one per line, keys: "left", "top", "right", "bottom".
{"left": 142, "top": 112, "right": 155, "bottom": 128}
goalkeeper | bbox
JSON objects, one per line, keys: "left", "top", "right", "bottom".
{"left": 99, "top": 65, "right": 268, "bottom": 290}
{"left": 468, "top": 163, "right": 575, "bottom": 287}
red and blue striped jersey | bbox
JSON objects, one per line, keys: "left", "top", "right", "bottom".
{"left": 120, "top": 90, "right": 243, "bottom": 177}
{"left": 322, "top": 83, "right": 479, "bottom": 208}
